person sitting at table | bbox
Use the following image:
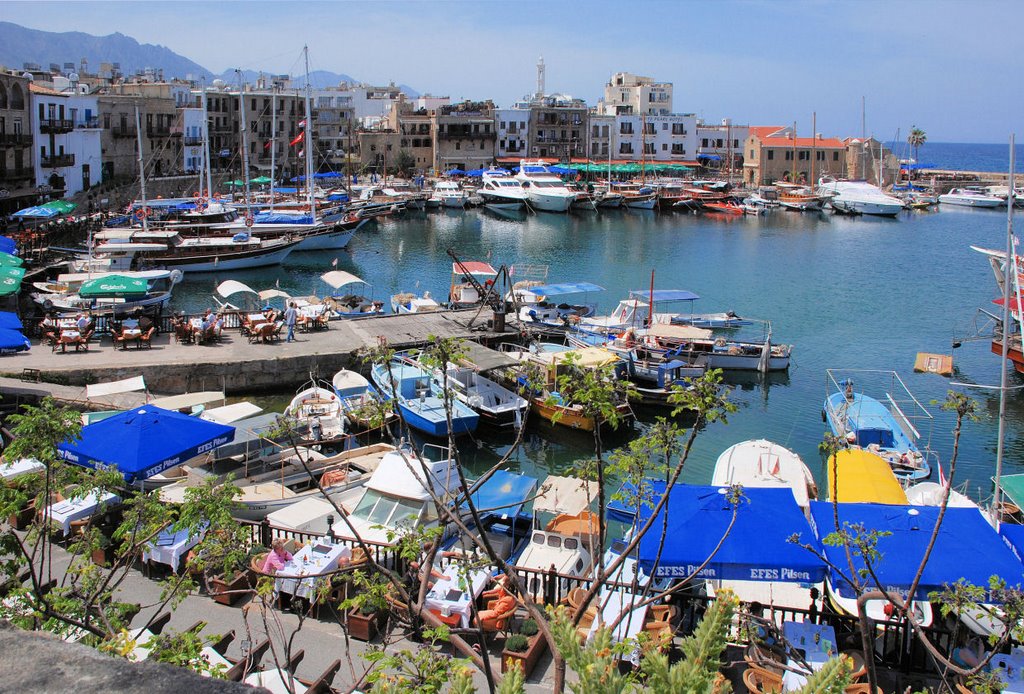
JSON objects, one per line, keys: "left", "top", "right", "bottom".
{"left": 38, "top": 312, "right": 58, "bottom": 345}
{"left": 263, "top": 306, "right": 278, "bottom": 323}
{"left": 75, "top": 312, "right": 95, "bottom": 342}
{"left": 260, "top": 539, "right": 294, "bottom": 574}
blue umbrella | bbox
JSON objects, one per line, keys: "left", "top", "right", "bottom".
{"left": 0, "top": 311, "right": 24, "bottom": 330}
{"left": 58, "top": 406, "right": 235, "bottom": 484}
{"left": 445, "top": 168, "right": 465, "bottom": 176}
{"left": 636, "top": 485, "right": 825, "bottom": 583}
{"left": 810, "top": 502, "right": 1024, "bottom": 602}
{"left": 314, "top": 171, "right": 342, "bottom": 179}
{"left": 0, "top": 328, "right": 30, "bottom": 353}
{"left": 0, "top": 238, "right": 15, "bottom": 255}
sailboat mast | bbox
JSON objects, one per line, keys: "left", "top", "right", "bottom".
{"left": 134, "top": 104, "right": 149, "bottom": 233}
{"left": 237, "top": 70, "right": 252, "bottom": 217}
{"left": 810, "top": 112, "right": 816, "bottom": 186}
{"left": 303, "top": 45, "right": 316, "bottom": 217}
{"left": 647, "top": 268, "right": 654, "bottom": 327}
{"left": 270, "top": 87, "right": 276, "bottom": 212}
{"left": 200, "top": 79, "right": 213, "bottom": 198}
{"left": 640, "top": 113, "right": 646, "bottom": 184}
{"left": 994, "top": 134, "right": 1016, "bottom": 525}
{"left": 792, "top": 121, "right": 797, "bottom": 183}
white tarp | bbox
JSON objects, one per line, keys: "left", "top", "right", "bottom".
{"left": 149, "top": 391, "right": 225, "bottom": 411}
{"left": 85, "top": 376, "right": 146, "bottom": 399}
{"left": 534, "top": 475, "right": 597, "bottom": 516}
{"left": 201, "top": 402, "right": 263, "bottom": 424}
{"left": 258, "top": 289, "right": 291, "bottom": 301}
{"left": 646, "top": 323, "right": 713, "bottom": 341}
{"left": 267, "top": 497, "right": 336, "bottom": 534}
{"left": 216, "top": 280, "right": 257, "bottom": 299}
{"left": 321, "top": 271, "right": 366, "bottom": 290}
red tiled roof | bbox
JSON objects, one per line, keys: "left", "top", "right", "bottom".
{"left": 763, "top": 136, "right": 846, "bottom": 149}
{"left": 29, "top": 83, "right": 65, "bottom": 97}
{"left": 749, "top": 126, "right": 786, "bottom": 139}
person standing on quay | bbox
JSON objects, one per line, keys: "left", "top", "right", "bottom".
{"left": 284, "top": 302, "right": 298, "bottom": 343}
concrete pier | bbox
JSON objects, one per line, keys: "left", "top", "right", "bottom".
{"left": 0, "top": 310, "right": 512, "bottom": 395}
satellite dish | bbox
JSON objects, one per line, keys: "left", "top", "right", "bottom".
{"left": 69, "top": 72, "right": 79, "bottom": 82}
{"left": 211, "top": 78, "right": 226, "bottom": 90}
{"left": 21, "top": 72, "right": 33, "bottom": 80}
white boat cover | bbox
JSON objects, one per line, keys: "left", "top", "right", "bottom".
{"left": 258, "top": 289, "right": 291, "bottom": 301}
{"left": 216, "top": 280, "right": 258, "bottom": 299}
{"left": 535, "top": 475, "right": 597, "bottom": 516}
{"left": 266, "top": 497, "right": 336, "bottom": 533}
{"left": 321, "top": 271, "right": 366, "bottom": 289}
{"left": 202, "top": 402, "right": 264, "bottom": 424}
{"left": 149, "top": 391, "right": 225, "bottom": 411}
{"left": 86, "top": 376, "right": 146, "bottom": 399}
{"left": 646, "top": 323, "right": 713, "bottom": 341}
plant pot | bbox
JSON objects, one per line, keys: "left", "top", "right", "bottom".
{"left": 501, "top": 633, "right": 547, "bottom": 677}
{"left": 9, "top": 502, "right": 35, "bottom": 530}
{"left": 347, "top": 606, "right": 384, "bottom": 642}
{"left": 91, "top": 544, "right": 117, "bottom": 567}
{"left": 209, "top": 569, "right": 253, "bottom": 606}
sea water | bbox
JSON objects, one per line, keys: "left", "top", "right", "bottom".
{"left": 170, "top": 204, "right": 1022, "bottom": 501}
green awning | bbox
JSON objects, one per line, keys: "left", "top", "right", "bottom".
{"left": 998, "top": 474, "right": 1024, "bottom": 509}
{"left": 225, "top": 180, "right": 245, "bottom": 187}
{"left": 0, "top": 267, "right": 24, "bottom": 296}
{"left": 0, "top": 253, "right": 24, "bottom": 268}
{"left": 40, "top": 200, "right": 77, "bottom": 214}
{"left": 250, "top": 176, "right": 272, "bottom": 184}
{"left": 79, "top": 274, "right": 148, "bottom": 297}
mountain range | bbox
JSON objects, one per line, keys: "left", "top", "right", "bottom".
{"left": 0, "top": 21, "right": 420, "bottom": 96}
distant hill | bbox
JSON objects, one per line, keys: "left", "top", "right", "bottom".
{"left": 0, "top": 21, "right": 211, "bottom": 79}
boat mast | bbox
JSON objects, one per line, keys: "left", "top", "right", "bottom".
{"left": 994, "top": 134, "right": 1016, "bottom": 526}
{"left": 810, "top": 112, "right": 816, "bottom": 186}
{"left": 303, "top": 45, "right": 316, "bottom": 218}
{"left": 860, "top": 96, "right": 867, "bottom": 179}
{"left": 270, "top": 86, "right": 276, "bottom": 212}
{"left": 134, "top": 104, "right": 150, "bottom": 234}
{"left": 200, "top": 79, "right": 213, "bottom": 198}
{"left": 792, "top": 121, "right": 797, "bottom": 184}
{"left": 236, "top": 69, "right": 252, "bottom": 218}
{"left": 640, "top": 113, "right": 646, "bottom": 185}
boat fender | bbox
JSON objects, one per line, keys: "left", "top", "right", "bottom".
{"left": 43, "top": 299, "right": 53, "bottom": 311}
{"left": 169, "top": 269, "right": 184, "bottom": 285}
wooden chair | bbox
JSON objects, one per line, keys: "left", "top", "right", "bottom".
{"left": 477, "top": 595, "right": 517, "bottom": 633}
{"left": 575, "top": 605, "right": 598, "bottom": 643}
{"left": 223, "top": 637, "right": 270, "bottom": 681}
{"left": 649, "top": 603, "right": 677, "bottom": 624}
{"left": 643, "top": 620, "right": 673, "bottom": 651}
{"left": 742, "top": 666, "right": 783, "bottom": 694}
{"left": 139, "top": 326, "right": 155, "bottom": 349}
{"left": 954, "top": 683, "right": 973, "bottom": 694}
{"left": 269, "top": 322, "right": 283, "bottom": 343}
{"left": 560, "top": 586, "right": 586, "bottom": 613}
{"left": 843, "top": 685, "right": 883, "bottom": 694}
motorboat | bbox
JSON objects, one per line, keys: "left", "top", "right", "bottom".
{"left": 626, "top": 355, "right": 706, "bottom": 406}
{"left": 703, "top": 201, "right": 744, "bottom": 216}
{"left": 827, "top": 448, "right": 907, "bottom": 504}
{"left": 391, "top": 290, "right": 440, "bottom": 314}
{"left": 370, "top": 359, "right": 480, "bottom": 437}
{"left": 285, "top": 382, "right": 345, "bottom": 445}
{"left": 712, "top": 439, "right": 817, "bottom": 513}
{"left": 448, "top": 260, "right": 498, "bottom": 308}
{"left": 514, "top": 160, "right": 576, "bottom": 212}
{"left": 331, "top": 444, "right": 462, "bottom": 546}
{"left": 443, "top": 469, "right": 537, "bottom": 562}
{"left": 331, "top": 368, "right": 395, "bottom": 430}
{"left": 432, "top": 361, "right": 528, "bottom": 429}
{"left": 430, "top": 181, "right": 469, "bottom": 208}
{"left": 319, "top": 270, "right": 385, "bottom": 319}
{"left": 823, "top": 370, "right": 934, "bottom": 482}
{"left": 84, "top": 229, "right": 300, "bottom": 273}
{"left": 904, "top": 481, "right": 977, "bottom": 508}
{"left": 817, "top": 178, "right": 904, "bottom": 217}
{"left": 939, "top": 188, "right": 1005, "bottom": 208}
{"left": 777, "top": 184, "right": 829, "bottom": 211}
{"left": 32, "top": 269, "right": 182, "bottom": 316}
{"left": 478, "top": 170, "right": 528, "bottom": 210}
{"left": 511, "top": 279, "right": 603, "bottom": 328}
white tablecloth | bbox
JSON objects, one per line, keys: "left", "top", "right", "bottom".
{"left": 244, "top": 668, "right": 307, "bottom": 694}
{"left": 781, "top": 621, "right": 837, "bottom": 691}
{"left": 299, "top": 306, "right": 326, "bottom": 319}
{"left": 274, "top": 542, "right": 350, "bottom": 600}
{"left": 0, "top": 457, "right": 44, "bottom": 481}
{"left": 423, "top": 564, "right": 491, "bottom": 628}
{"left": 128, "top": 627, "right": 156, "bottom": 662}
{"left": 587, "top": 591, "right": 649, "bottom": 646}
{"left": 248, "top": 313, "right": 267, "bottom": 323}
{"left": 143, "top": 524, "right": 208, "bottom": 570}
{"left": 47, "top": 491, "right": 120, "bottom": 535}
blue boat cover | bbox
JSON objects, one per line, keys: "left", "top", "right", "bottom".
{"left": 608, "top": 479, "right": 667, "bottom": 523}
{"left": 254, "top": 212, "right": 314, "bottom": 225}
{"left": 1001, "top": 523, "right": 1024, "bottom": 564}
{"left": 465, "top": 469, "right": 538, "bottom": 518}
{"left": 275, "top": 187, "right": 299, "bottom": 194}
{"left": 697, "top": 154, "right": 722, "bottom": 161}
{"left": 636, "top": 484, "right": 825, "bottom": 582}
{"left": 326, "top": 193, "right": 350, "bottom": 202}
{"left": 58, "top": 406, "right": 235, "bottom": 483}
{"left": 315, "top": 171, "right": 342, "bottom": 179}
{"left": 0, "top": 311, "right": 24, "bottom": 330}
{"left": 0, "top": 328, "right": 30, "bottom": 353}
{"left": 629, "top": 289, "right": 700, "bottom": 302}
{"left": 527, "top": 281, "right": 605, "bottom": 296}
{"left": 809, "top": 502, "right": 1024, "bottom": 602}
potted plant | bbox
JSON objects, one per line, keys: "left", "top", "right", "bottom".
{"left": 91, "top": 533, "right": 118, "bottom": 567}
{"left": 501, "top": 618, "right": 547, "bottom": 677}
{"left": 193, "top": 529, "right": 257, "bottom": 606}
{"left": 344, "top": 571, "right": 388, "bottom": 641}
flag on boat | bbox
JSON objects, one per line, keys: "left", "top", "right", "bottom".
{"left": 331, "top": 257, "right": 338, "bottom": 267}
{"left": 290, "top": 131, "right": 304, "bottom": 146}
{"left": 264, "top": 140, "right": 272, "bottom": 150}
{"left": 297, "top": 149, "right": 303, "bottom": 157}
{"left": 298, "top": 119, "right": 306, "bottom": 128}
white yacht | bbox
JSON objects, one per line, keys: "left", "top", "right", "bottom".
{"left": 939, "top": 187, "right": 1005, "bottom": 208}
{"left": 514, "top": 160, "right": 576, "bottom": 212}
{"left": 817, "top": 178, "right": 904, "bottom": 217}
{"left": 430, "top": 181, "right": 469, "bottom": 208}
{"left": 478, "top": 170, "right": 528, "bottom": 210}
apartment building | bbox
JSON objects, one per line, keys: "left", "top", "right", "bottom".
{"left": 432, "top": 100, "right": 496, "bottom": 172}
{"left": 598, "top": 72, "right": 673, "bottom": 116}
{"left": 29, "top": 82, "right": 102, "bottom": 197}
{"left": 0, "top": 71, "right": 35, "bottom": 215}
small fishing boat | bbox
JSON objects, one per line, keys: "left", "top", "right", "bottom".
{"left": 391, "top": 290, "right": 440, "bottom": 314}
{"left": 286, "top": 381, "right": 345, "bottom": 445}
{"left": 430, "top": 181, "right": 470, "bottom": 208}
{"left": 432, "top": 361, "right": 528, "bottom": 429}
{"left": 703, "top": 201, "right": 744, "bottom": 216}
{"left": 712, "top": 439, "right": 817, "bottom": 513}
{"left": 320, "top": 270, "right": 385, "bottom": 318}
{"left": 371, "top": 359, "right": 480, "bottom": 437}
{"left": 777, "top": 184, "right": 829, "bottom": 211}
{"left": 331, "top": 368, "right": 395, "bottom": 430}
{"left": 448, "top": 260, "right": 498, "bottom": 308}
{"left": 32, "top": 269, "right": 182, "bottom": 316}
{"left": 511, "top": 280, "right": 603, "bottom": 328}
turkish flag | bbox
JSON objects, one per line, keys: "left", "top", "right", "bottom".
{"left": 290, "top": 131, "right": 304, "bottom": 147}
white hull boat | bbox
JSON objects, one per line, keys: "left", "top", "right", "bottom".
{"left": 939, "top": 188, "right": 1005, "bottom": 208}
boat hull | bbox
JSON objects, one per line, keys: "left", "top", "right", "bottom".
{"left": 292, "top": 220, "right": 365, "bottom": 251}
{"left": 527, "top": 191, "right": 574, "bottom": 212}
{"left": 156, "top": 242, "right": 297, "bottom": 273}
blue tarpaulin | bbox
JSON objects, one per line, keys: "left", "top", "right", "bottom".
{"left": 1001, "top": 523, "right": 1024, "bottom": 564}
{"left": 636, "top": 485, "right": 826, "bottom": 582}
{"left": 549, "top": 166, "right": 578, "bottom": 175}
{"left": 12, "top": 206, "right": 59, "bottom": 219}
{"left": 445, "top": 169, "right": 466, "bottom": 176}
{"left": 274, "top": 187, "right": 298, "bottom": 194}
{"left": 809, "top": 502, "right": 1024, "bottom": 601}
{"left": 465, "top": 169, "right": 486, "bottom": 177}
{"left": 0, "top": 328, "right": 30, "bottom": 353}
{"left": 901, "top": 163, "right": 936, "bottom": 170}
{"left": 697, "top": 154, "right": 722, "bottom": 161}
{"left": 326, "top": 193, "right": 350, "bottom": 202}
{"left": 525, "top": 281, "right": 605, "bottom": 296}
{"left": 465, "top": 469, "right": 537, "bottom": 518}
{"left": 0, "top": 311, "right": 24, "bottom": 330}
{"left": 58, "top": 406, "right": 235, "bottom": 483}
{"left": 254, "top": 212, "right": 314, "bottom": 225}
{"left": 0, "top": 239, "right": 16, "bottom": 255}
{"left": 315, "top": 172, "right": 342, "bottom": 179}
{"left": 629, "top": 289, "right": 700, "bottom": 302}
{"left": 608, "top": 479, "right": 667, "bottom": 523}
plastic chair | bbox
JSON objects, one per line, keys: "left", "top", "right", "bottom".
{"left": 742, "top": 666, "right": 783, "bottom": 694}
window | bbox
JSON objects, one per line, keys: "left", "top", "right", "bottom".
{"left": 602, "top": 125, "right": 609, "bottom": 137}
{"left": 661, "top": 143, "right": 667, "bottom": 151}
{"left": 520, "top": 121, "right": 525, "bottom": 129}
{"left": 644, "top": 123, "right": 655, "bottom": 135}
{"left": 620, "top": 122, "right": 633, "bottom": 135}
{"left": 767, "top": 150, "right": 774, "bottom": 160}
{"left": 816, "top": 151, "right": 825, "bottom": 161}
{"left": 500, "top": 121, "right": 506, "bottom": 129}
{"left": 662, "top": 122, "right": 668, "bottom": 130}
{"left": 750, "top": 149, "right": 754, "bottom": 158}
{"left": 672, "top": 123, "right": 686, "bottom": 135}
{"left": 592, "top": 125, "right": 599, "bottom": 137}
{"left": 734, "top": 139, "right": 739, "bottom": 148}
{"left": 833, "top": 152, "right": 839, "bottom": 161}
{"left": 619, "top": 142, "right": 633, "bottom": 154}
{"left": 644, "top": 143, "right": 655, "bottom": 154}
{"left": 784, "top": 151, "right": 792, "bottom": 161}
{"left": 671, "top": 143, "right": 685, "bottom": 155}
{"left": 251, "top": 99, "right": 256, "bottom": 111}
{"left": 798, "top": 151, "right": 808, "bottom": 161}
{"left": 103, "top": 114, "right": 110, "bottom": 129}
{"left": 716, "top": 138, "right": 723, "bottom": 147}
{"left": 701, "top": 138, "right": 709, "bottom": 147}
{"left": 455, "top": 142, "right": 460, "bottom": 150}
{"left": 10, "top": 83, "right": 24, "bottom": 110}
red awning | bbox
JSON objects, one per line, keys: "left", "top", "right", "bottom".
{"left": 453, "top": 261, "right": 497, "bottom": 276}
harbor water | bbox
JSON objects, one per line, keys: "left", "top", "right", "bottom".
{"left": 170, "top": 204, "right": 1022, "bottom": 499}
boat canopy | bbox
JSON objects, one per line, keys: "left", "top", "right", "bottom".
{"left": 647, "top": 322, "right": 713, "bottom": 341}
{"left": 459, "top": 341, "right": 518, "bottom": 373}
{"left": 149, "top": 391, "right": 226, "bottom": 411}
{"left": 258, "top": 289, "right": 291, "bottom": 302}
{"left": 465, "top": 469, "right": 537, "bottom": 518}
{"left": 216, "top": 280, "right": 258, "bottom": 299}
{"left": 635, "top": 484, "right": 826, "bottom": 582}
{"left": 254, "top": 212, "right": 314, "bottom": 225}
{"left": 810, "top": 502, "right": 1024, "bottom": 602}
{"left": 85, "top": 375, "right": 146, "bottom": 400}
{"left": 607, "top": 478, "right": 667, "bottom": 523}
{"left": 321, "top": 270, "right": 367, "bottom": 289}
{"left": 629, "top": 289, "right": 700, "bottom": 303}
{"left": 365, "top": 450, "right": 458, "bottom": 501}
{"left": 201, "top": 401, "right": 263, "bottom": 424}
{"left": 452, "top": 261, "right": 497, "bottom": 277}
{"left": 527, "top": 281, "right": 604, "bottom": 296}
{"left": 998, "top": 473, "right": 1024, "bottom": 510}
{"left": 535, "top": 475, "right": 596, "bottom": 516}
{"left": 827, "top": 449, "right": 907, "bottom": 504}
{"left": 57, "top": 406, "right": 235, "bottom": 484}
{"left": 531, "top": 346, "right": 620, "bottom": 369}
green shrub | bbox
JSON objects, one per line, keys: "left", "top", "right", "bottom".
{"left": 519, "top": 619, "right": 538, "bottom": 637}
{"left": 505, "top": 633, "right": 529, "bottom": 653}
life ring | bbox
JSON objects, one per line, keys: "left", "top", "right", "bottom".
{"left": 193, "top": 191, "right": 202, "bottom": 199}
{"left": 197, "top": 198, "right": 209, "bottom": 211}
{"left": 133, "top": 207, "right": 149, "bottom": 221}
{"left": 345, "top": 212, "right": 358, "bottom": 223}
{"left": 42, "top": 299, "right": 53, "bottom": 311}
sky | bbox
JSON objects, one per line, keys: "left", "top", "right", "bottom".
{"left": 2, "top": 0, "right": 1023, "bottom": 143}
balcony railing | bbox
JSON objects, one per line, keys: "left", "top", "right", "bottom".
{"left": 40, "top": 118, "right": 74, "bottom": 134}
{"left": 146, "top": 126, "right": 171, "bottom": 138}
{"left": 0, "top": 133, "right": 32, "bottom": 147}
{"left": 111, "top": 126, "right": 137, "bottom": 139}
{"left": 76, "top": 118, "right": 100, "bottom": 129}
{"left": 437, "top": 131, "right": 496, "bottom": 141}
{"left": 41, "top": 153, "right": 75, "bottom": 168}
{"left": 0, "top": 167, "right": 34, "bottom": 182}
{"left": 182, "top": 136, "right": 203, "bottom": 147}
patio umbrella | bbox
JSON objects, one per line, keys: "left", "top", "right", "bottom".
{"left": 0, "top": 253, "right": 24, "bottom": 267}
{"left": 249, "top": 176, "right": 272, "bottom": 184}
{"left": 445, "top": 168, "right": 465, "bottom": 176}
{"left": 12, "top": 205, "right": 59, "bottom": 219}
{"left": 58, "top": 405, "right": 235, "bottom": 484}
{"left": 0, "top": 272, "right": 21, "bottom": 296}
{"left": 79, "top": 274, "right": 149, "bottom": 298}
{"left": 0, "top": 238, "right": 15, "bottom": 254}
{"left": 0, "top": 328, "right": 29, "bottom": 353}
{"left": 225, "top": 180, "right": 245, "bottom": 187}
{"left": 0, "top": 311, "right": 23, "bottom": 330}
{"left": 41, "top": 200, "right": 77, "bottom": 214}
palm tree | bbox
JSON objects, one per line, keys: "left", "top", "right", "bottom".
{"left": 908, "top": 126, "right": 927, "bottom": 165}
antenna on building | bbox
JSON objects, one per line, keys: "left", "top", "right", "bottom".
{"left": 536, "top": 56, "right": 545, "bottom": 99}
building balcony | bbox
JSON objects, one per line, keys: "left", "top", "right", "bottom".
{"left": 111, "top": 126, "right": 137, "bottom": 139}
{"left": 0, "top": 133, "right": 32, "bottom": 147}
{"left": 437, "top": 131, "right": 496, "bottom": 141}
{"left": 0, "top": 167, "right": 34, "bottom": 182}
{"left": 170, "top": 126, "right": 183, "bottom": 137}
{"left": 41, "top": 153, "right": 75, "bottom": 168}
{"left": 209, "top": 124, "right": 234, "bottom": 134}
{"left": 182, "top": 136, "right": 203, "bottom": 147}
{"left": 40, "top": 118, "right": 74, "bottom": 134}
{"left": 76, "top": 117, "right": 100, "bottom": 129}
{"left": 146, "top": 126, "right": 171, "bottom": 138}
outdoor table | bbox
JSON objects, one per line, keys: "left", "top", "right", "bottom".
{"left": 244, "top": 668, "right": 306, "bottom": 694}
{"left": 587, "top": 590, "right": 650, "bottom": 665}
{"left": 55, "top": 329, "right": 87, "bottom": 352}
{"left": 56, "top": 318, "right": 76, "bottom": 329}
{"left": 781, "top": 621, "right": 837, "bottom": 691}
{"left": 0, "top": 457, "right": 44, "bottom": 482}
{"left": 118, "top": 327, "right": 142, "bottom": 349}
{"left": 143, "top": 524, "right": 208, "bottom": 572}
{"left": 423, "top": 563, "right": 491, "bottom": 628}
{"left": 298, "top": 306, "right": 328, "bottom": 331}
{"left": 46, "top": 490, "right": 120, "bottom": 536}
{"left": 274, "top": 542, "right": 350, "bottom": 601}
{"left": 990, "top": 652, "right": 1024, "bottom": 693}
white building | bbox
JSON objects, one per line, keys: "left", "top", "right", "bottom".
{"left": 180, "top": 106, "right": 205, "bottom": 175}
{"left": 587, "top": 113, "right": 614, "bottom": 161}
{"left": 696, "top": 119, "right": 749, "bottom": 171}
{"left": 495, "top": 107, "right": 530, "bottom": 160}
{"left": 29, "top": 83, "right": 102, "bottom": 197}
{"left": 598, "top": 72, "right": 673, "bottom": 117}
{"left": 414, "top": 94, "right": 450, "bottom": 111}
{"left": 612, "top": 113, "right": 697, "bottom": 162}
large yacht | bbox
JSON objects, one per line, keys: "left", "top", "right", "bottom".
{"left": 939, "top": 187, "right": 1005, "bottom": 208}
{"left": 514, "top": 160, "right": 576, "bottom": 212}
{"left": 817, "top": 177, "right": 904, "bottom": 217}
{"left": 478, "top": 170, "right": 528, "bottom": 209}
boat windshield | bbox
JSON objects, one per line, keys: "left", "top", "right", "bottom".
{"left": 532, "top": 181, "right": 566, "bottom": 189}
{"left": 352, "top": 489, "right": 425, "bottom": 527}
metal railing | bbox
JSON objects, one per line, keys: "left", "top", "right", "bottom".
{"left": 0, "top": 133, "right": 32, "bottom": 146}
{"left": 41, "top": 153, "right": 75, "bottom": 168}
{"left": 40, "top": 118, "right": 74, "bottom": 133}
{"left": 111, "top": 126, "right": 137, "bottom": 139}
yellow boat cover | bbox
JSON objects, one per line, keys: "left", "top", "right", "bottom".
{"left": 826, "top": 449, "right": 907, "bottom": 504}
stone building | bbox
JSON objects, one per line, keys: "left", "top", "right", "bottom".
{"left": 95, "top": 92, "right": 178, "bottom": 182}
{"left": 432, "top": 100, "right": 496, "bottom": 173}
{"left": 0, "top": 71, "right": 35, "bottom": 215}
{"left": 528, "top": 94, "right": 586, "bottom": 161}
{"left": 598, "top": 72, "right": 673, "bottom": 116}
{"left": 696, "top": 119, "right": 749, "bottom": 173}
{"left": 742, "top": 126, "right": 847, "bottom": 186}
